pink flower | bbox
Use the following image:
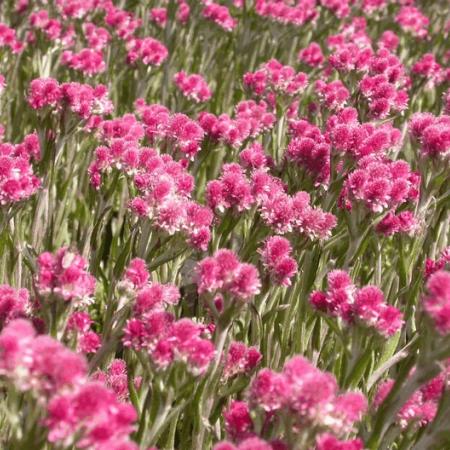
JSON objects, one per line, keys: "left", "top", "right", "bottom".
{"left": 286, "top": 119, "right": 331, "bottom": 185}
{"left": 409, "top": 113, "right": 450, "bottom": 158}
{"left": 260, "top": 236, "right": 297, "bottom": 286}
{"left": 197, "top": 249, "right": 261, "bottom": 301}
{"left": 395, "top": 6, "right": 429, "bottom": 38}
{"left": 244, "top": 59, "right": 308, "bottom": 98}
{"left": 0, "top": 285, "right": 30, "bottom": 327}
{"left": 78, "top": 331, "right": 101, "bottom": 354}
{"left": 423, "top": 270, "right": 450, "bottom": 335}
{"left": 310, "top": 271, "right": 403, "bottom": 336}
{"left": 206, "top": 164, "right": 254, "bottom": 213}
{"left": 150, "top": 7, "right": 168, "bottom": 27}
{"left": 316, "top": 433, "right": 364, "bottom": 450}
{"left": 46, "top": 382, "right": 136, "bottom": 448}
{"left": 339, "top": 156, "right": 419, "bottom": 213}
{"left": 28, "top": 77, "right": 62, "bottom": 109}
{"left": 224, "top": 341, "right": 262, "bottom": 378}
{"left": 127, "top": 37, "right": 168, "bottom": 66}
{"left": 36, "top": 248, "right": 96, "bottom": 303}
{"left": 62, "top": 48, "right": 106, "bottom": 76}
{"left": 224, "top": 401, "right": 254, "bottom": 440}
{"left": 124, "top": 258, "right": 150, "bottom": 289}
{"left": 174, "top": 71, "right": 212, "bottom": 103}
{"left": 202, "top": 2, "right": 237, "bottom": 31}
{"left": 298, "top": 42, "right": 324, "bottom": 67}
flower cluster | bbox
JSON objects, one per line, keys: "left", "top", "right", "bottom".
{"left": 202, "top": 2, "right": 237, "bottom": 31}
{"left": 196, "top": 249, "right": 261, "bottom": 302}
{"left": 199, "top": 100, "right": 275, "bottom": 148}
{"left": 174, "top": 71, "right": 212, "bottom": 103}
{"left": 253, "top": 0, "right": 318, "bottom": 27}
{"left": 395, "top": 6, "right": 429, "bottom": 39}
{"left": 0, "top": 285, "right": 30, "bottom": 328}
{"left": 221, "top": 355, "right": 367, "bottom": 445}
{"left": 339, "top": 155, "right": 420, "bottom": 214}
{"left": 259, "top": 236, "right": 298, "bottom": 286}
{"left": 358, "top": 49, "right": 409, "bottom": 119}
{"left": 35, "top": 248, "right": 96, "bottom": 303}
{"left": 310, "top": 270, "right": 403, "bottom": 337}
{"left": 28, "top": 78, "right": 113, "bottom": 118}
{"left": 327, "top": 107, "right": 402, "bottom": 159}
{"left": 423, "top": 270, "right": 450, "bottom": 335}
{"left": 126, "top": 37, "right": 168, "bottom": 66}
{"left": 425, "top": 247, "right": 450, "bottom": 279}
{"left": 223, "top": 341, "right": 262, "bottom": 379}
{"left": 0, "top": 133, "right": 41, "bottom": 204}
{"left": 409, "top": 113, "right": 450, "bottom": 158}
{"left": 0, "top": 22, "right": 24, "bottom": 53}
{"left": 286, "top": 118, "right": 331, "bottom": 185}
{"left": 374, "top": 368, "right": 448, "bottom": 429}
{"left": 67, "top": 311, "right": 102, "bottom": 354}
{"left": 61, "top": 48, "right": 106, "bottom": 76}
{"left": 122, "top": 259, "right": 215, "bottom": 374}
{"left": 136, "top": 100, "right": 205, "bottom": 159}
{"left": 244, "top": 59, "right": 308, "bottom": 98}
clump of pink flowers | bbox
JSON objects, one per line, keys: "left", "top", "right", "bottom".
{"left": 0, "top": 134, "right": 41, "bottom": 204}
{"left": 423, "top": 270, "right": 450, "bottom": 335}
{"left": 339, "top": 155, "right": 420, "bottom": 214}
{"left": 259, "top": 236, "right": 297, "bottom": 286}
{"left": 218, "top": 355, "right": 366, "bottom": 447}
{"left": 244, "top": 59, "right": 308, "bottom": 98}
{"left": 28, "top": 77, "right": 113, "bottom": 118}
{"left": 174, "top": 71, "right": 212, "bottom": 103}
{"left": 310, "top": 270, "right": 403, "bottom": 337}
{"left": 35, "top": 248, "right": 96, "bottom": 303}
{"left": 197, "top": 249, "right": 261, "bottom": 302}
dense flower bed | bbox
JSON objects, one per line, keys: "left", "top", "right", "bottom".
{"left": 0, "top": 0, "right": 449, "bottom": 449}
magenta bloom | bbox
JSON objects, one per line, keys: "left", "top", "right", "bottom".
{"left": 36, "top": 248, "right": 96, "bottom": 303}
{"left": 174, "top": 71, "right": 212, "bottom": 103}
{"left": 423, "top": 270, "right": 450, "bottom": 335}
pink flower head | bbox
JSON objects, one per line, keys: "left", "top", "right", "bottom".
{"left": 150, "top": 7, "right": 168, "bottom": 27}
{"left": 244, "top": 59, "right": 308, "bottom": 98}
{"left": 0, "top": 137, "right": 41, "bottom": 204}
{"left": 298, "top": 42, "right": 324, "bottom": 67}
{"left": 62, "top": 48, "right": 106, "bottom": 76}
{"left": 423, "top": 270, "right": 450, "bottom": 335}
{"left": 28, "top": 78, "right": 62, "bottom": 110}
{"left": 127, "top": 37, "right": 168, "bottom": 66}
{"left": 260, "top": 236, "right": 297, "bottom": 286}
{"left": 36, "top": 248, "right": 96, "bottom": 303}
{"left": 224, "top": 401, "right": 254, "bottom": 440}
{"left": 412, "top": 54, "right": 444, "bottom": 89}
{"left": 224, "top": 341, "right": 262, "bottom": 378}
{"left": 124, "top": 258, "right": 150, "bottom": 289}
{"left": 409, "top": 113, "right": 450, "bottom": 158}
{"left": 46, "top": 382, "right": 136, "bottom": 447}
{"left": 311, "top": 271, "right": 403, "bottom": 336}
{"left": 425, "top": 247, "right": 450, "bottom": 278}
{"left": 206, "top": 163, "right": 254, "bottom": 213}
{"left": 196, "top": 249, "right": 261, "bottom": 301}
{"left": 395, "top": 6, "right": 429, "bottom": 38}
{"left": 202, "top": 2, "right": 237, "bottom": 31}
{"left": 249, "top": 354, "right": 367, "bottom": 433}
{"left": 0, "top": 285, "right": 29, "bottom": 327}
{"left": 316, "top": 433, "right": 364, "bottom": 450}
{"left": 315, "top": 80, "right": 350, "bottom": 111}
{"left": 174, "top": 71, "right": 212, "bottom": 103}
{"left": 286, "top": 119, "right": 331, "bottom": 185}
{"left": 239, "top": 142, "right": 269, "bottom": 170}
{"left": 0, "top": 22, "right": 24, "bottom": 53}
{"left": 340, "top": 156, "right": 419, "bottom": 213}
